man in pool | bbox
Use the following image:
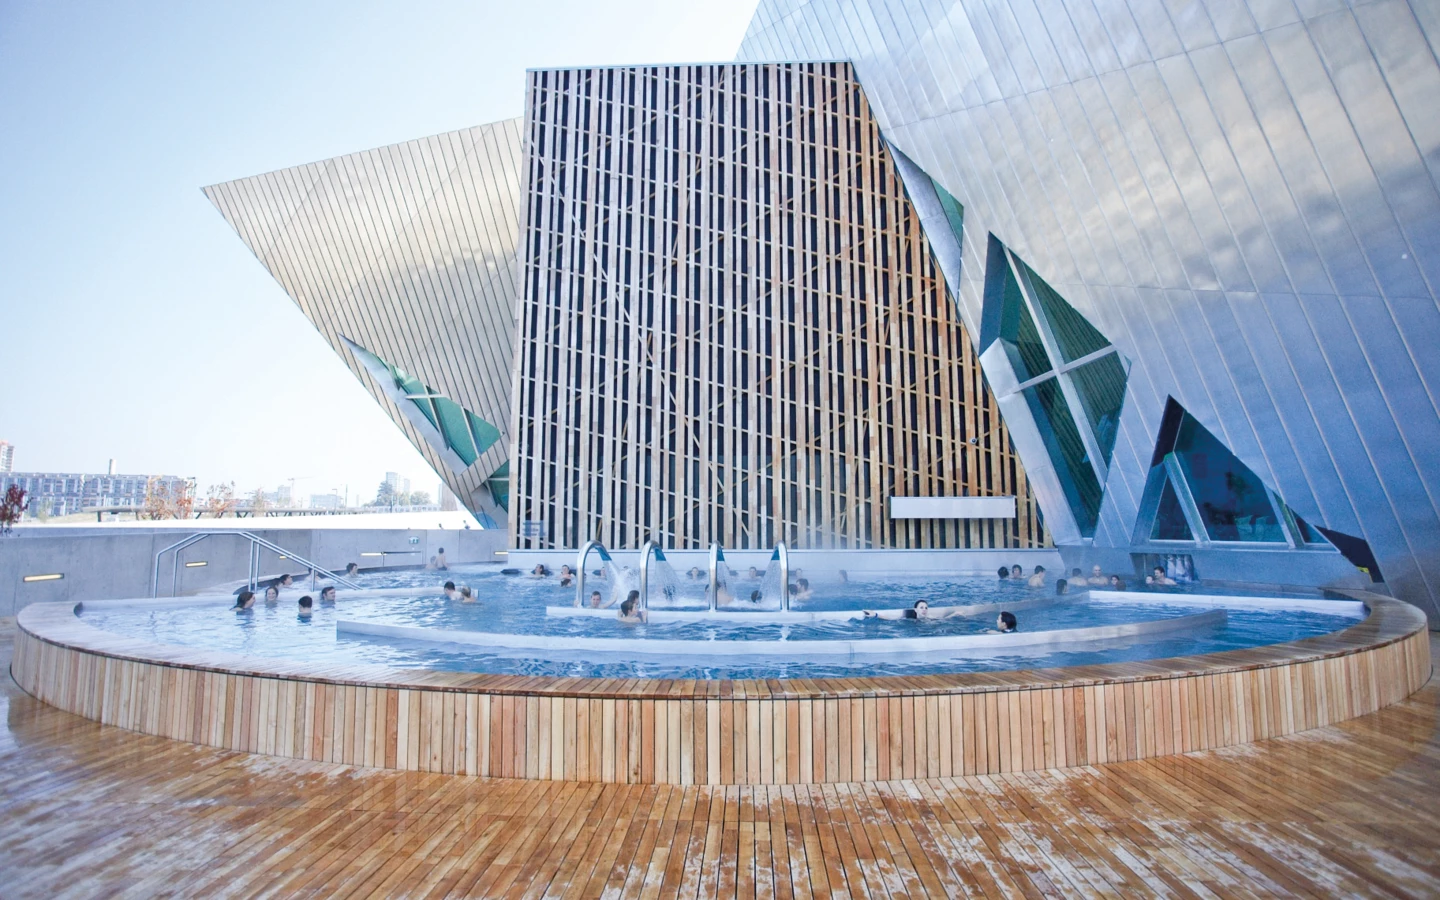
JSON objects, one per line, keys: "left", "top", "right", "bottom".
{"left": 997, "top": 567, "right": 1010, "bottom": 580}
{"left": 297, "top": 596, "right": 313, "bottom": 620}
{"left": 1147, "top": 566, "right": 1178, "bottom": 586}
{"left": 795, "top": 578, "right": 812, "bottom": 600}
{"left": 863, "top": 600, "right": 967, "bottom": 620}
{"left": 436, "top": 547, "right": 448, "bottom": 570}
{"left": 319, "top": 586, "right": 337, "bottom": 605}
{"left": 588, "top": 590, "right": 605, "bottom": 608}
{"left": 1088, "top": 564, "right": 1108, "bottom": 585}
{"left": 443, "top": 581, "right": 460, "bottom": 601}
{"left": 460, "top": 586, "right": 477, "bottom": 603}
{"left": 618, "top": 591, "right": 647, "bottom": 623}
{"left": 1027, "top": 565, "right": 1047, "bottom": 588}
{"left": 747, "top": 566, "right": 761, "bottom": 579}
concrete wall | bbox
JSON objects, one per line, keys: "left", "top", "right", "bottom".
{"left": 0, "top": 527, "right": 508, "bottom": 616}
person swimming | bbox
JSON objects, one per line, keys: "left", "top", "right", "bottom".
{"left": 460, "top": 586, "right": 476, "bottom": 603}
{"left": 795, "top": 578, "right": 812, "bottom": 600}
{"left": 1088, "top": 564, "right": 1108, "bottom": 585}
{"left": 319, "top": 586, "right": 337, "bottom": 605}
{"left": 297, "top": 595, "right": 313, "bottom": 619}
{"left": 618, "top": 591, "right": 646, "bottom": 622}
{"left": 531, "top": 564, "right": 549, "bottom": 577}
{"left": 1010, "top": 564, "right": 1023, "bottom": 579}
{"left": 232, "top": 590, "right": 256, "bottom": 611}
{"left": 863, "top": 600, "right": 965, "bottom": 620}
{"left": 1147, "top": 566, "right": 1177, "bottom": 586}
{"left": 994, "top": 611, "right": 1017, "bottom": 633}
{"left": 687, "top": 566, "right": 703, "bottom": 580}
{"left": 443, "top": 581, "right": 459, "bottom": 601}
{"left": 588, "top": 590, "right": 605, "bottom": 608}
{"left": 263, "top": 585, "right": 280, "bottom": 604}
{"left": 1055, "top": 578, "right": 1069, "bottom": 595}
{"left": 1027, "top": 566, "right": 1047, "bottom": 588}
{"left": 1108, "top": 574, "right": 1127, "bottom": 590}
{"left": 998, "top": 566, "right": 1010, "bottom": 580}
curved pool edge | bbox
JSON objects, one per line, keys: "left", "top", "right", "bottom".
{"left": 11, "top": 591, "right": 1431, "bottom": 784}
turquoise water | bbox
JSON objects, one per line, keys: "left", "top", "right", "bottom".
{"left": 79, "top": 564, "right": 1363, "bottom": 679}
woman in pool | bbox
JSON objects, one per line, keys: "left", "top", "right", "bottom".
{"left": 863, "top": 600, "right": 966, "bottom": 620}
{"left": 1108, "top": 574, "right": 1127, "bottom": 590}
{"left": 263, "top": 585, "right": 280, "bottom": 605}
{"left": 232, "top": 590, "right": 256, "bottom": 611}
{"left": 460, "top": 586, "right": 477, "bottom": 603}
{"left": 990, "top": 611, "right": 1018, "bottom": 633}
{"left": 531, "top": 564, "right": 549, "bottom": 577}
{"left": 687, "top": 566, "right": 703, "bottom": 580}
{"left": 618, "top": 591, "right": 647, "bottom": 623}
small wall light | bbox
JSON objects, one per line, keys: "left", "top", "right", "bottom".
{"left": 360, "top": 552, "right": 383, "bottom": 557}
{"left": 23, "top": 573, "right": 64, "bottom": 583}
{"left": 277, "top": 555, "right": 288, "bottom": 560}
{"left": 185, "top": 561, "right": 208, "bottom": 568}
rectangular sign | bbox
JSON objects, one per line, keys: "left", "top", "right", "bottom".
{"left": 888, "top": 496, "right": 1016, "bottom": 520}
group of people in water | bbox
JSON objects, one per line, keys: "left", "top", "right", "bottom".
{"left": 231, "top": 570, "right": 343, "bottom": 620}
{"left": 998, "top": 562, "right": 1178, "bottom": 592}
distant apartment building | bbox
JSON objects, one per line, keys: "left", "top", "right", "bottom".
{"left": 309, "top": 492, "right": 344, "bottom": 510}
{"left": 0, "top": 472, "right": 192, "bottom": 518}
{"left": 0, "top": 441, "right": 14, "bottom": 473}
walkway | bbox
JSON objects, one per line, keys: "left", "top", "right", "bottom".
{"left": 3, "top": 620, "right": 1438, "bottom": 898}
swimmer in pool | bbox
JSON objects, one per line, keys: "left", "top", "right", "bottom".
{"left": 319, "top": 586, "right": 337, "bottom": 605}
{"left": 987, "top": 611, "right": 1018, "bottom": 633}
{"left": 233, "top": 590, "right": 256, "bottom": 611}
{"left": 264, "top": 585, "right": 280, "bottom": 605}
{"left": 1147, "top": 566, "right": 1177, "bottom": 586}
{"left": 297, "top": 596, "right": 313, "bottom": 619}
{"left": 618, "top": 591, "right": 647, "bottom": 623}
{"left": 460, "top": 586, "right": 476, "bottom": 603}
{"left": 1026, "top": 566, "right": 1047, "bottom": 588}
{"left": 1010, "top": 564, "right": 1023, "bottom": 580}
{"left": 1088, "top": 565, "right": 1107, "bottom": 585}
{"left": 795, "top": 578, "right": 813, "bottom": 600}
{"left": 998, "top": 566, "right": 1010, "bottom": 580}
{"left": 532, "top": 564, "right": 548, "bottom": 577}
{"left": 862, "top": 600, "right": 965, "bottom": 620}
{"left": 443, "top": 581, "right": 460, "bottom": 601}
{"left": 588, "top": 590, "right": 605, "bottom": 608}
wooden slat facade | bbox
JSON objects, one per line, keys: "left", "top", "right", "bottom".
{"left": 13, "top": 595, "right": 1429, "bottom": 785}
{"left": 512, "top": 62, "right": 1047, "bottom": 550}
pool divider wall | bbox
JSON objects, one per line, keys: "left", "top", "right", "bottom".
{"left": 11, "top": 595, "right": 1431, "bottom": 784}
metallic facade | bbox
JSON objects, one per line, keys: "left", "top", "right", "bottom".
{"left": 513, "top": 62, "right": 1047, "bottom": 550}
{"left": 204, "top": 121, "right": 524, "bottom": 520}
{"left": 739, "top": 0, "right": 1440, "bottom": 619}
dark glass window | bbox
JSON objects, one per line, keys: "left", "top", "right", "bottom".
{"left": 1151, "top": 478, "right": 1193, "bottom": 540}
{"left": 1023, "top": 378, "right": 1102, "bottom": 535}
{"left": 1017, "top": 258, "right": 1110, "bottom": 363}
{"left": 1294, "top": 513, "right": 1328, "bottom": 545}
{"left": 1068, "top": 352, "right": 1127, "bottom": 469}
{"left": 931, "top": 177, "right": 964, "bottom": 248}
{"left": 999, "top": 266, "right": 1052, "bottom": 383}
{"left": 1172, "top": 416, "right": 1283, "bottom": 542}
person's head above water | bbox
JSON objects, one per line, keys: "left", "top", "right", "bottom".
{"left": 748, "top": 566, "right": 760, "bottom": 578}
{"left": 320, "top": 586, "right": 336, "bottom": 602}
{"left": 298, "top": 595, "right": 313, "bottom": 611}
{"left": 1092, "top": 565, "right": 1103, "bottom": 578}
{"left": 997, "top": 611, "right": 1018, "bottom": 632}
{"left": 345, "top": 562, "right": 359, "bottom": 575}
{"left": 444, "top": 580, "right": 456, "bottom": 591}
{"left": 750, "top": 589, "right": 762, "bottom": 603}
{"left": 904, "top": 599, "right": 930, "bottom": 619}
{"left": 560, "top": 565, "right": 572, "bottom": 576}
{"left": 589, "top": 590, "right": 603, "bottom": 607}
{"left": 461, "top": 586, "right": 473, "bottom": 600}
{"left": 278, "top": 574, "right": 293, "bottom": 587}
{"left": 621, "top": 591, "right": 641, "bottom": 616}
{"left": 264, "top": 585, "right": 279, "bottom": 602}
{"left": 233, "top": 590, "right": 255, "bottom": 610}
{"left": 1011, "top": 565, "right": 1022, "bottom": 577}
{"left": 1033, "top": 565, "right": 1046, "bottom": 575}
{"left": 998, "top": 566, "right": 1010, "bottom": 579}
{"left": 1071, "top": 568, "right": 1083, "bottom": 578}
{"left": 1055, "top": 578, "right": 1068, "bottom": 595}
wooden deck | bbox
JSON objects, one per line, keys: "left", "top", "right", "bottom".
{"left": 4, "top": 618, "right": 1440, "bottom": 898}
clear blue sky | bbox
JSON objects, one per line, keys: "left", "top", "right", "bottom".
{"left": 0, "top": 0, "right": 759, "bottom": 504}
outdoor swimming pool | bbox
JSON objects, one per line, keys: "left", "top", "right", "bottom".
{"left": 78, "top": 564, "right": 1366, "bottom": 679}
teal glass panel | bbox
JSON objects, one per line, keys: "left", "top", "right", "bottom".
{"left": 1294, "top": 513, "right": 1328, "bottom": 545}
{"left": 466, "top": 410, "right": 502, "bottom": 456}
{"left": 433, "top": 397, "right": 478, "bottom": 466}
{"left": 487, "top": 461, "right": 510, "bottom": 511}
{"left": 1022, "top": 378, "right": 1103, "bottom": 536}
{"left": 1017, "top": 259, "right": 1111, "bottom": 363}
{"left": 1067, "top": 352, "right": 1127, "bottom": 469}
{"left": 1151, "top": 478, "right": 1193, "bottom": 541}
{"left": 999, "top": 264, "right": 1052, "bottom": 382}
{"left": 931, "top": 177, "right": 964, "bottom": 246}
{"left": 395, "top": 371, "right": 439, "bottom": 429}
{"left": 1172, "top": 416, "right": 1284, "bottom": 542}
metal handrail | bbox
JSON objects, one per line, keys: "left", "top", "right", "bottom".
{"left": 574, "top": 540, "right": 613, "bottom": 607}
{"left": 708, "top": 542, "right": 725, "bottom": 611}
{"left": 152, "top": 531, "right": 362, "bottom": 598}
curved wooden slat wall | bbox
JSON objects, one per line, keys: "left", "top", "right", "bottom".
{"left": 12, "top": 596, "right": 1430, "bottom": 784}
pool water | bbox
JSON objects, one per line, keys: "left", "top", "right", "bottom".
{"left": 79, "top": 564, "right": 1364, "bottom": 679}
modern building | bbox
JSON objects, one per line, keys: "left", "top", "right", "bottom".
{"left": 0, "top": 441, "right": 14, "bottom": 473}
{"left": 0, "top": 472, "right": 192, "bottom": 518}
{"left": 208, "top": 0, "right": 1440, "bottom": 618}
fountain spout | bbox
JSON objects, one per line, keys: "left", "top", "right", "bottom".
{"left": 773, "top": 543, "right": 790, "bottom": 611}
{"left": 638, "top": 540, "right": 666, "bottom": 610}
{"left": 574, "top": 540, "right": 613, "bottom": 607}
{"left": 708, "top": 543, "right": 726, "bottom": 612}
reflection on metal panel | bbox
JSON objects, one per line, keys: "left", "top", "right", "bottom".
{"left": 739, "top": 0, "right": 1440, "bottom": 619}
{"left": 203, "top": 120, "right": 523, "bottom": 521}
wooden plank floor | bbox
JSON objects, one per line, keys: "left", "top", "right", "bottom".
{"left": 4, "top": 618, "right": 1440, "bottom": 899}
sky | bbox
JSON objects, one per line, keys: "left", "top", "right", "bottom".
{"left": 0, "top": 0, "right": 760, "bottom": 506}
